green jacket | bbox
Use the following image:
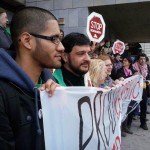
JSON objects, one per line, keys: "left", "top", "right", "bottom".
{"left": 53, "top": 69, "right": 67, "bottom": 86}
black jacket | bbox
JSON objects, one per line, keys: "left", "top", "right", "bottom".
{"left": 54, "top": 66, "right": 85, "bottom": 86}
{"left": 0, "top": 26, "right": 12, "bottom": 49}
{"left": 116, "top": 67, "right": 137, "bottom": 79}
{"left": 0, "top": 48, "right": 54, "bottom": 150}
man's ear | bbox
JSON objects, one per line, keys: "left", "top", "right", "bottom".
{"left": 61, "top": 52, "right": 69, "bottom": 63}
{"left": 19, "top": 32, "right": 32, "bottom": 50}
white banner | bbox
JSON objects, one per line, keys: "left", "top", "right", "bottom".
{"left": 40, "top": 75, "right": 143, "bottom": 150}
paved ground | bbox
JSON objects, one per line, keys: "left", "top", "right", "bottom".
{"left": 121, "top": 105, "right": 150, "bottom": 150}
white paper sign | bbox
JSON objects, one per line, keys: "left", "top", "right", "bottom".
{"left": 40, "top": 75, "right": 143, "bottom": 150}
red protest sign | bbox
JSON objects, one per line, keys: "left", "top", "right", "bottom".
{"left": 112, "top": 40, "right": 125, "bottom": 54}
{"left": 87, "top": 12, "right": 105, "bottom": 43}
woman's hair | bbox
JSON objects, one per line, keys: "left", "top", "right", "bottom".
{"left": 98, "top": 54, "right": 111, "bottom": 61}
{"left": 123, "top": 56, "right": 133, "bottom": 68}
{"left": 98, "top": 54, "right": 113, "bottom": 63}
{"left": 124, "top": 56, "right": 132, "bottom": 64}
{"left": 89, "top": 59, "right": 106, "bottom": 87}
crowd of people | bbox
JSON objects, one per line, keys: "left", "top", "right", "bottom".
{"left": 0, "top": 6, "right": 150, "bottom": 150}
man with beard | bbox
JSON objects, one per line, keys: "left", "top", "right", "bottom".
{"left": 0, "top": 7, "right": 64, "bottom": 150}
{"left": 54, "top": 32, "right": 91, "bottom": 86}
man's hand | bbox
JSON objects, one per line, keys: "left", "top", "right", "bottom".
{"left": 103, "top": 86, "right": 111, "bottom": 90}
{"left": 146, "top": 80, "right": 150, "bottom": 85}
{"left": 111, "top": 79, "right": 122, "bottom": 87}
{"left": 39, "top": 79, "right": 60, "bottom": 97}
{"left": 119, "top": 77, "right": 124, "bottom": 81}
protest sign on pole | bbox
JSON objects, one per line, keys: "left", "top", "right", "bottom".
{"left": 40, "top": 75, "right": 143, "bottom": 150}
{"left": 112, "top": 40, "right": 125, "bottom": 54}
{"left": 87, "top": 12, "right": 106, "bottom": 43}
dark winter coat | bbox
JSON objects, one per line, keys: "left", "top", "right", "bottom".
{"left": 0, "top": 48, "right": 54, "bottom": 150}
{"left": 116, "top": 67, "right": 137, "bottom": 79}
{"left": 0, "top": 26, "right": 12, "bottom": 49}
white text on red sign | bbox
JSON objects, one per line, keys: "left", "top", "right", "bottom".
{"left": 90, "top": 21, "right": 103, "bottom": 30}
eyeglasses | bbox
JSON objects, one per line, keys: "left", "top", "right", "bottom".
{"left": 29, "top": 33, "right": 61, "bottom": 45}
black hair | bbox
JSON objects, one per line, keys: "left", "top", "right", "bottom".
{"left": 0, "top": 7, "right": 6, "bottom": 14}
{"left": 105, "top": 39, "right": 111, "bottom": 43}
{"left": 146, "top": 56, "right": 149, "bottom": 62}
{"left": 114, "top": 53, "right": 121, "bottom": 57}
{"left": 60, "top": 29, "right": 64, "bottom": 34}
{"left": 137, "top": 53, "right": 147, "bottom": 60}
{"left": 10, "top": 7, "right": 57, "bottom": 50}
{"left": 123, "top": 56, "right": 133, "bottom": 69}
{"left": 90, "top": 41, "right": 97, "bottom": 46}
{"left": 60, "top": 29, "right": 64, "bottom": 40}
{"left": 62, "top": 32, "right": 90, "bottom": 53}
{"left": 124, "top": 56, "right": 133, "bottom": 64}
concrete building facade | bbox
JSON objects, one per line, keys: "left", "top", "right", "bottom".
{"left": 1, "top": 0, "right": 150, "bottom": 56}
{"left": 25, "top": 0, "right": 150, "bottom": 56}
{"left": 25, "top": 0, "right": 150, "bottom": 41}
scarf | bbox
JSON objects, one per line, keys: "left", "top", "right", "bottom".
{"left": 133, "top": 62, "right": 148, "bottom": 80}
{"left": 123, "top": 68, "right": 132, "bottom": 77}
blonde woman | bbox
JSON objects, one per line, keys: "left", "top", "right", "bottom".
{"left": 89, "top": 59, "right": 107, "bottom": 87}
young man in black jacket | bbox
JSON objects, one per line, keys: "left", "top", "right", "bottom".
{"left": 0, "top": 7, "right": 64, "bottom": 150}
